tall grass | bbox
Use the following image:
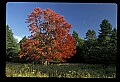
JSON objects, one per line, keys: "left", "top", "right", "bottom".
{"left": 6, "top": 62, "right": 116, "bottom": 78}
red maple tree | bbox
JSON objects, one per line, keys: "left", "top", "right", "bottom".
{"left": 19, "top": 8, "right": 76, "bottom": 63}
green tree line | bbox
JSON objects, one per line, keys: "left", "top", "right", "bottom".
{"left": 6, "top": 25, "right": 20, "bottom": 62}
{"left": 67, "top": 19, "right": 117, "bottom": 64}
{"left": 6, "top": 19, "right": 117, "bottom": 64}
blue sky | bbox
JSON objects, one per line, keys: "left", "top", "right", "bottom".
{"left": 6, "top": 2, "right": 117, "bottom": 42}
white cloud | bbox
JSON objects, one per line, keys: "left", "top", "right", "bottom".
{"left": 13, "top": 35, "right": 22, "bottom": 43}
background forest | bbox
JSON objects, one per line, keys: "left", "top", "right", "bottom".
{"left": 6, "top": 18, "right": 117, "bottom": 78}
{"left": 6, "top": 19, "right": 117, "bottom": 65}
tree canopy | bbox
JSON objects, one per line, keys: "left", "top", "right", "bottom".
{"left": 19, "top": 8, "right": 76, "bottom": 63}
{"left": 6, "top": 25, "right": 20, "bottom": 62}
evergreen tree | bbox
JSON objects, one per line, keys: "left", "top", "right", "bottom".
{"left": 110, "top": 27, "right": 117, "bottom": 47}
{"left": 83, "top": 29, "right": 97, "bottom": 63}
{"left": 98, "top": 19, "right": 112, "bottom": 46}
{"left": 109, "top": 27, "right": 117, "bottom": 63}
{"left": 85, "top": 29, "right": 96, "bottom": 41}
{"left": 97, "top": 19, "right": 115, "bottom": 64}
{"left": 6, "top": 25, "right": 20, "bottom": 62}
{"left": 66, "top": 31, "right": 84, "bottom": 63}
{"left": 19, "top": 36, "right": 26, "bottom": 44}
{"left": 72, "top": 30, "right": 84, "bottom": 46}
{"left": 18, "top": 36, "right": 29, "bottom": 63}
{"left": 19, "top": 36, "right": 26, "bottom": 49}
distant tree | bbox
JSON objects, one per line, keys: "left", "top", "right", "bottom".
{"left": 72, "top": 30, "right": 79, "bottom": 45}
{"left": 6, "top": 25, "right": 20, "bottom": 62}
{"left": 97, "top": 19, "right": 116, "bottom": 65}
{"left": 19, "top": 36, "right": 26, "bottom": 43}
{"left": 14, "top": 38, "right": 21, "bottom": 51}
{"left": 110, "top": 27, "right": 117, "bottom": 47}
{"left": 85, "top": 29, "right": 96, "bottom": 41}
{"left": 19, "top": 36, "right": 26, "bottom": 49}
{"left": 82, "top": 29, "right": 97, "bottom": 63}
{"left": 97, "top": 19, "right": 112, "bottom": 49}
{"left": 68, "top": 29, "right": 98, "bottom": 63}
{"left": 72, "top": 30, "right": 84, "bottom": 46}
{"left": 66, "top": 31, "right": 84, "bottom": 63}
{"left": 109, "top": 27, "right": 117, "bottom": 63}
{"left": 84, "top": 29, "right": 97, "bottom": 52}
{"left": 67, "top": 19, "right": 117, "bottom": 64}
{"left": 98, "top": 19, "right": 112, "bottom": 46}
{"left": 19, "top": 8, "right": 76, "bottom": 64}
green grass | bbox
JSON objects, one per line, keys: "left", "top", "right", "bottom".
{"left": 6, "top": 62, "right": 116, "bottom": 78}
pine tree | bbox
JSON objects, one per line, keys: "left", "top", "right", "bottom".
{"left": 6, "top": 25, "right": 20, "bottom": 62}
{"left": 83, "top": 29, "right": 97, "bottom": 63}
{"left": 72, "top": 30, "right": 84, "bottom": 46}
{"left": 97, "top": 19, "right": 115, "bottom": 65}
{"left": 19, "top": 36, "right": 26, "bottom": 44}
{"left": 19, "top": 36, "right": 26, "bottom": 49}
{"left": 66, "top": 30, "right": 84, "bottom": 63}
{"left": 98, "top": 19, "right": 112, "bottom": 46}
{"left": 85, "top": 29, "right": 96, "bottom": 41}
{"left": 110, "top": 27, "right": 117, "bottom": 47}
{"left": 109, "top": 27, "right": 117, "bottom": 63}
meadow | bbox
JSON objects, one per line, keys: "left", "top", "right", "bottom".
{"left": 6, "top": 62, "right": 116, "bottom": 78}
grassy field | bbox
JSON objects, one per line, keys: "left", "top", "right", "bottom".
{"left": 6, "top": 62, "right": 116, "bottom": 78}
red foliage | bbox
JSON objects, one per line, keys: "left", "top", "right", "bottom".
{"left": 19, "top": 8, "right": 76, "bottom": 63}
